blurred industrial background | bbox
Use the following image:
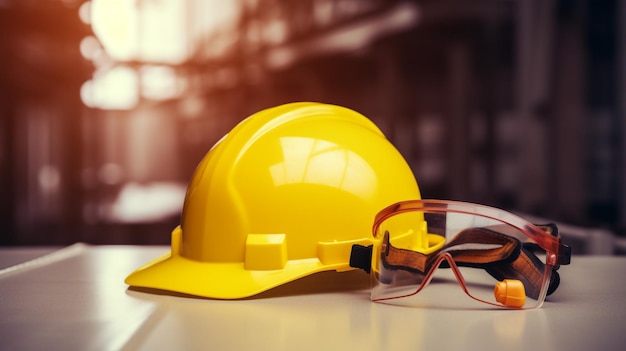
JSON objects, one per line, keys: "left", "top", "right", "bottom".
{"left": 0, "top": 0, "right": 624, "bottom": 253}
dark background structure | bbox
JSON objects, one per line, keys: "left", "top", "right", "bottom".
{"left": 0, "top": 0, "right": 624, "bottom": 252}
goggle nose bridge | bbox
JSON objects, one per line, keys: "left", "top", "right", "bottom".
{"left": 373, "top": 252, "right": 472, "bottom": 302}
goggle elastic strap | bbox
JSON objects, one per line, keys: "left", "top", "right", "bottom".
{"left": 349, "top": 244, "right": 373, "bottom": 274}
{"left": 350, "top": 223, "right": 567, "bottom": 299}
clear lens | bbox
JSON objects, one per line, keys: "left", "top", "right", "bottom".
{"left": 371, "top": 201, "right": 553, "bottom": 309}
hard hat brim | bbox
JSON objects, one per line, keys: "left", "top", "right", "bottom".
{"left": 124, "top": 252, "right": 341, "bottom": 299}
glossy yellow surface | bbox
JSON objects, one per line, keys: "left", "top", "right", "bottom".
{"left": 125, "top": 102, "right": 421, "bottom": 298}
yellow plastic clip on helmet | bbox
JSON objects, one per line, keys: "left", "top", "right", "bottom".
{"left": 125, "top": 102, "right": 422, "bottom": 299}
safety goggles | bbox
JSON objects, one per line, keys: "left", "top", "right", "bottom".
{"left": 350, "top": 200, "right": 571, "bottom": 309}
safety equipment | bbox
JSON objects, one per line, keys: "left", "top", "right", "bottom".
{"left": 125, "top": 102, "right": 422, "bottom": 298}
{"left": 350, "top": 199, "right": 571, "bottom": 309}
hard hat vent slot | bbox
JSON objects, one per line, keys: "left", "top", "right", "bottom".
{"left": 245, "top": 234, "right": 288, "bottom": 270}
{"left": 318, "top": 238, "right": 372, "bottom": 266}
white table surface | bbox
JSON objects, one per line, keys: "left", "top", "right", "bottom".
{"left": 0, "top": 244, "right": 624, "bottom": 351}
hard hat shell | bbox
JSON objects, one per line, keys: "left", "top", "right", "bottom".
{"left": 125, "top": 102, "right": 421, "bottom": 298}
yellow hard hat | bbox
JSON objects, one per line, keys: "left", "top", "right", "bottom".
{"left": 125, "top": 102, "right": 421, "bottom": 298}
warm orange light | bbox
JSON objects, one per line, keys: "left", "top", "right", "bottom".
{"left": 91, "top": 0, "right": 138, "bottom": 61}
{"left": 91, "top": 0, "right": 188, "bottom": 63}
